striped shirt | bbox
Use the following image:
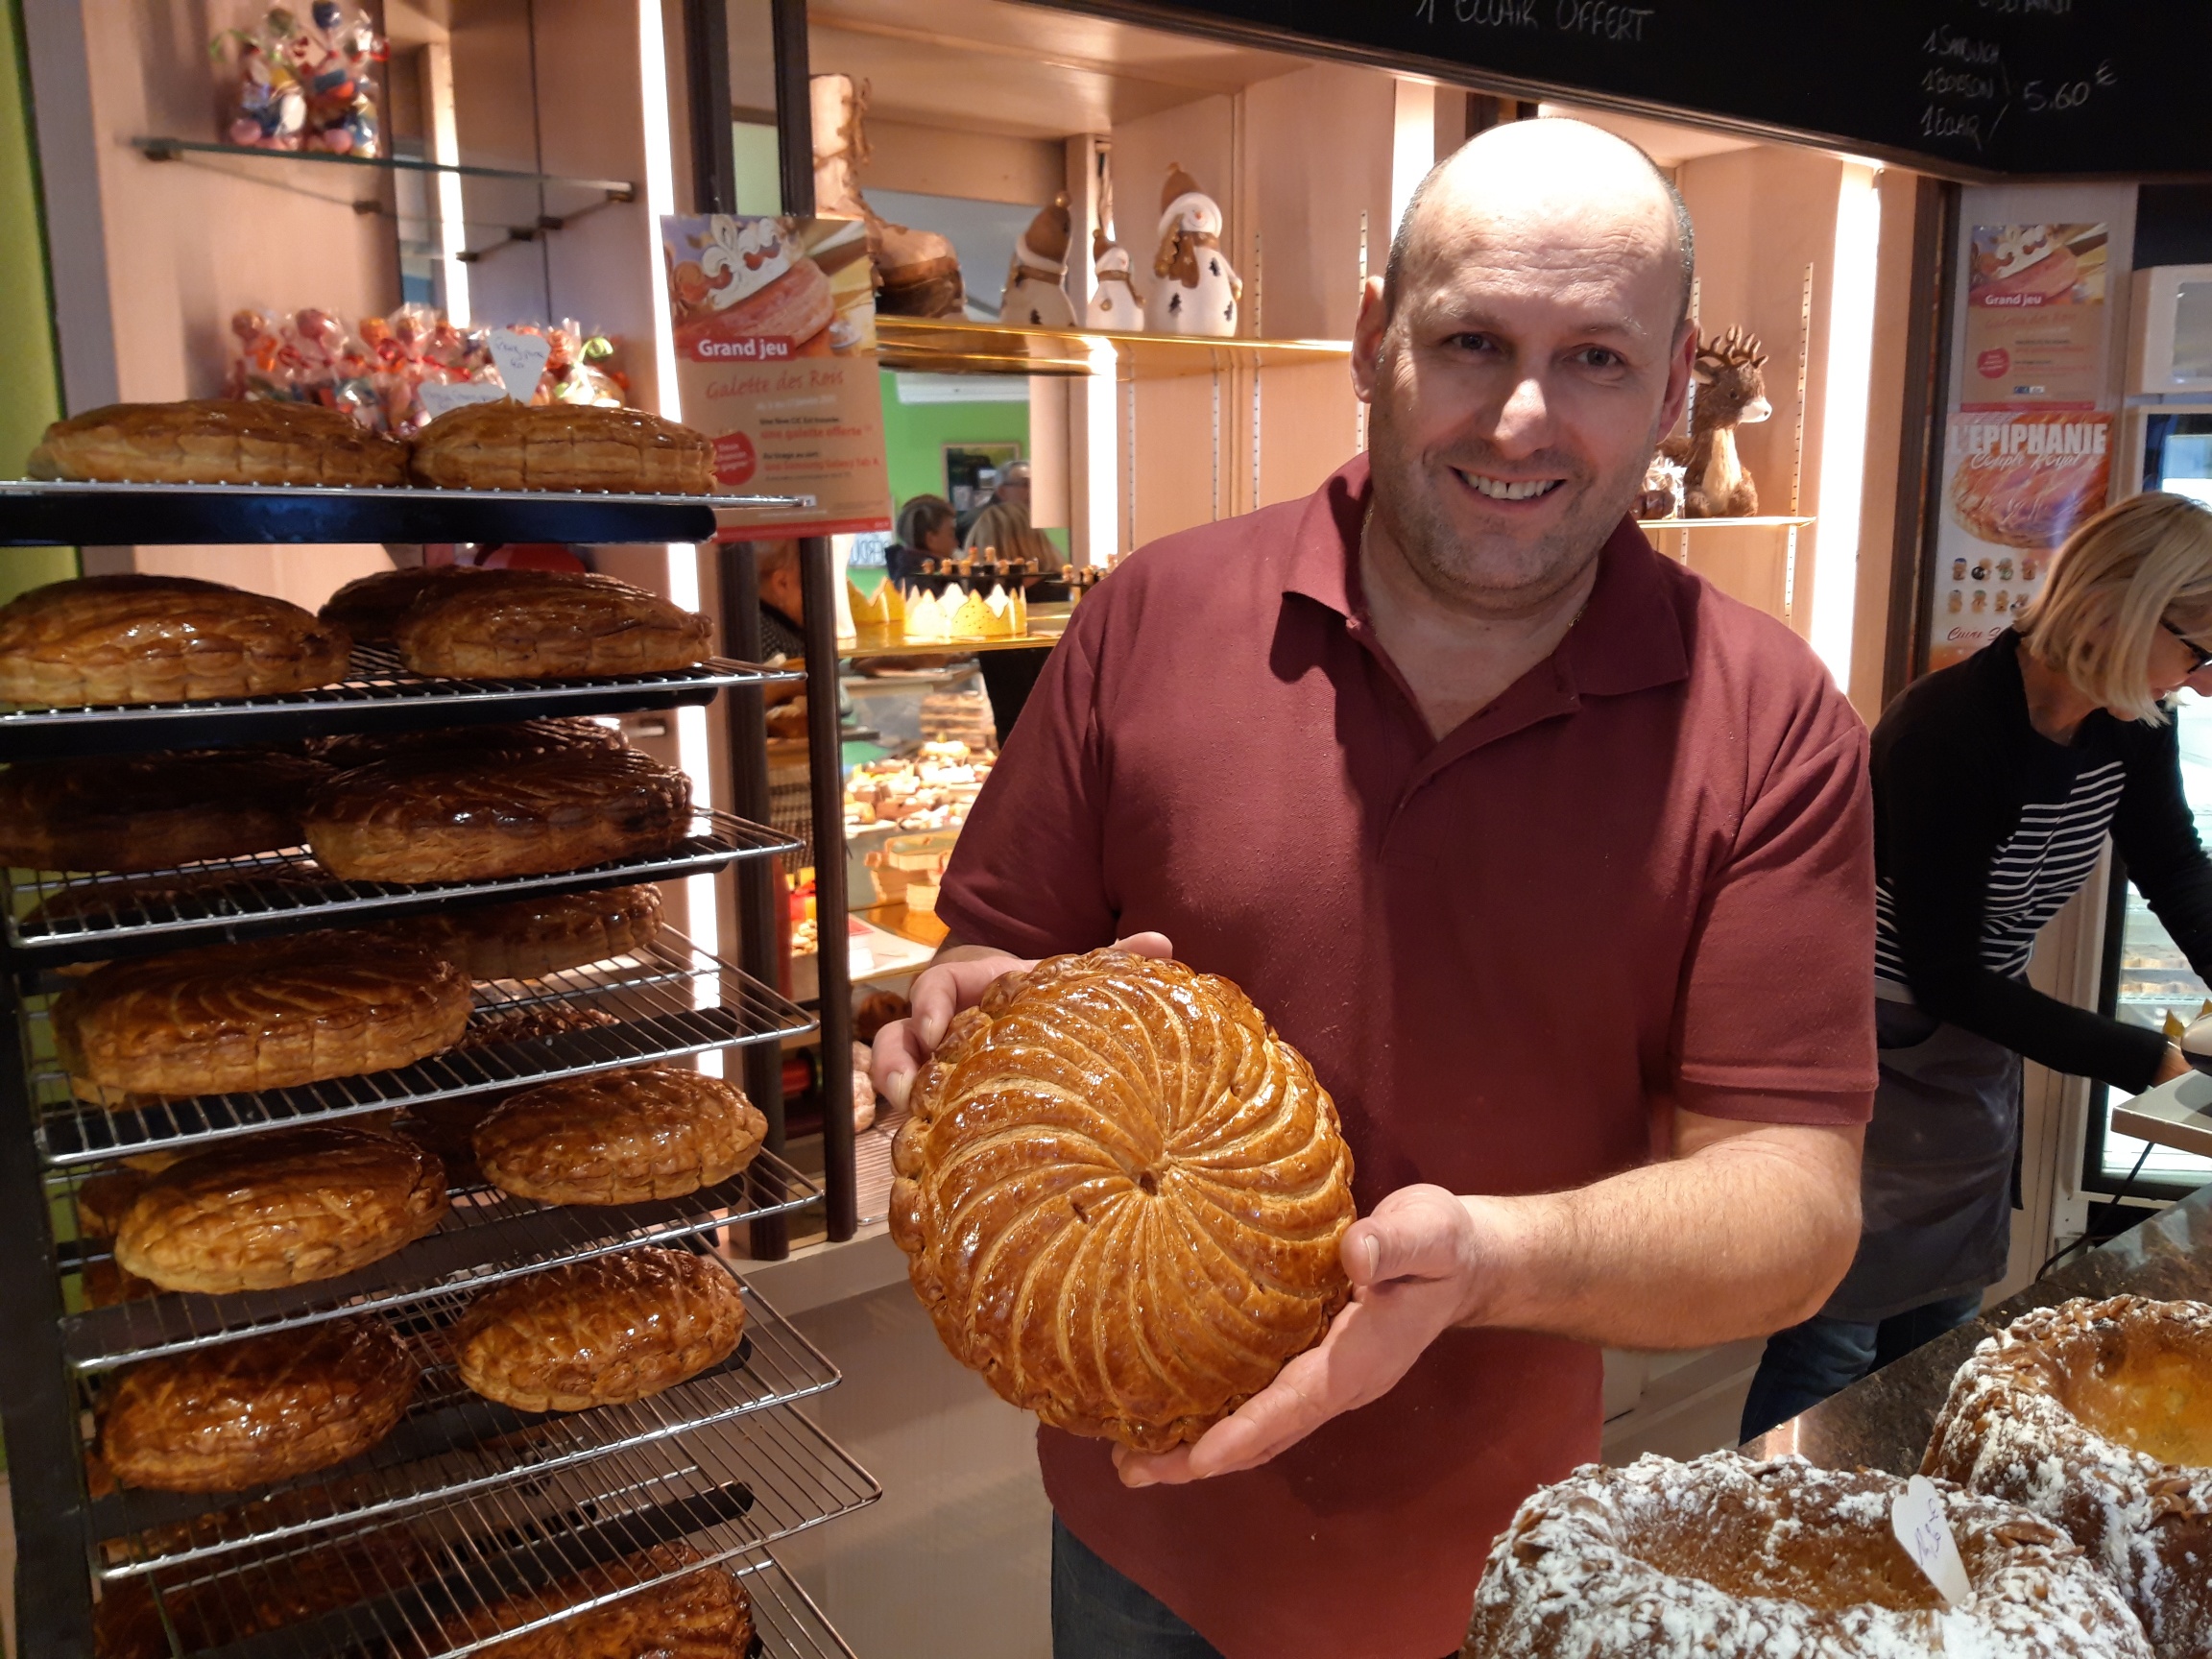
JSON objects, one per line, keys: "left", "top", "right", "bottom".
{"left": 1875, "top": 756, "right": 2125, "bottom": 987}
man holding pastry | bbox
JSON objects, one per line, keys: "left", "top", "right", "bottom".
{"left": 872, "top": 118, "right": 1876, "bottom": 1659}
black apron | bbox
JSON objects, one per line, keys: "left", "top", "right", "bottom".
{"left": 1820, "top": 996, "right": 2021, "bottom": 1324}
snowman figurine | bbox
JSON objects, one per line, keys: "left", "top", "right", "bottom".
{"left": 1087, "top": 228, "right": 1142, "bottom": 330}
{"left": 1145, "top": 163, "right": 1241, "bottom": 337}
{"left": 998, "top": 194, "right": 1076, "bottom": 329}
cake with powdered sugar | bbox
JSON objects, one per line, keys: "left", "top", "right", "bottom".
{"left": 1464, "top": 1451, "right": 2149, "bottom": 1657}
{"left": 1925, "top": 1296, "right": 2212, "bottom": 1658}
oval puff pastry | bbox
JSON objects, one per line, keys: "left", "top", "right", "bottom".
{"left": 0, "top": 574, "right": 352, "bottom": 709}
{"left": 305, "top": 749, "right": 692, "bottom": 883}
{"left": 53, "top": 931, "right": 472, "bottom": 1097}
{"left": 408, "top": 400, "right": 713, "bottom": 495}
{"left": 473, "top": 1066, "right": 767, "bottom": 1206}
{"left": 453, "top": 1246, "right": 745, "bottom": 1412}
{"left": 891, "top": 950, "right": 1358, "bottom": 1452}
{"left": 101, "top": 1316, "right": 418, "bottom": 1492}
{"left": 27, "top": 398, "right": 408, "bottom": 486}
{"left": 112, "top": 1126, "right": 449, "bottom": 1293}
{"left": 0, "top": 749, "right": 330, "bottom": 873}
{"left": 440, "top": 1543, "right": 752, "bottom": 1659}
{"left": 382, "top": 882, "right": 663, "bottom": 981}
{"left": 315, "top": 715, "right": 623, "bottom": 772}
{"left": 394, "top": 569, "right": 712, "bottom": 680}
{"left": 317, "top": 564, "right": 486, "bottom": 645}
{"left": 394, "top": 1004, "right": 620, "bottom": 1188}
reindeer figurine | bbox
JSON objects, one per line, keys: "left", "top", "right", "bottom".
{"left": 1663, "top": 326, "right": 1772, "bottom": 518}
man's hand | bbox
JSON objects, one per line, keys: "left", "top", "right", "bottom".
{"left": 870, "top": 931, "right": 1175, "bottom": 1112}
{"left": 1114, "top": 1186, "right": 1483, "bottom": 1487}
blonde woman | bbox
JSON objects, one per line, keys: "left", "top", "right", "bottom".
{"left": 1743, "top": 492, "right": 2212, "bottom": 1436}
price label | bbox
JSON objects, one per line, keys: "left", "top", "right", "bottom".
{"left": 417, "top": 380, "right": 508, "bottom": 419}
{"left": 487, "top": 328, "right": 552, "bottom": 401}
{"left": 1891, "top": 1474, "right": 1972, "bottom": 1608}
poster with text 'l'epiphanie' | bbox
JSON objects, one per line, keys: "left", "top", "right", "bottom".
{"left": 1928, "top": 411, "right": 2112, "bottom": 672}
{"left": 662, "top": 213, "right": 893, "bottom": 539}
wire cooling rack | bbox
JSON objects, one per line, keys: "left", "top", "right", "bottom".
{"left": 3, "top": 807, "right": 798, "bottom": 966}
{"left": 98, "top": 1406, "right": 878, "bottom": 1659}
{"left": 0, "top": 647, "right": 798, "bottom": 762}
{"left": 24, "top": 929, "right": 812, "bottom": 1165}
{"left": 88, "top": 1266, "right": 837, "bottom": 1579}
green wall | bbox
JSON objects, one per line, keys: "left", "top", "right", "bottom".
{"left": 2, "top": 0, "right": 75, "bottom": 602}
{"left": 878, "top": 371, "right": 1066, "bottom": 554}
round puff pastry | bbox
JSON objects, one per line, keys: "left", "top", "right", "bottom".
{"left": 394, "top": 569, "right": 712, "bottom": 679}
{"left": 318, "top": 565, "right": 485, "bottom": 645}
{"left": 440, "top": 1543, "right": 751, "bottom": 1659}
{"left": 53, "top": 931, "right": 472, "bottom": 1097}
{"left": 453, "top": 1246, "right": 745, "bottom": 1411}
{"left": 101, "top": 1316, "right": 418, "bottom": 1492}
{"left": 473, "top": 1066, "right": 768, "bottom": 1206}
{"left": 112, "top": 1126, "right": 448, "bottom": 1293}
{"left": 382, "top": 882, "right": 663, "bottom": 981}
{"left": 305, "top": 748, "right": 692, "bottom": 883}
{"left": 316, "top": 715, "right": 623, "bottom": 772}
{"left": 408, "top": 400, "right": 714, "bottom": 495}
{"left": 892, "top": 950, "right": 1358, "bottom": 1452}
{"left": 0, "top": 749, "right": 330, "bottom": 873}
{"left": 0, "top": 574, "right": 352, "bottom": 709}
{"left": 25, "top": 398, "right": 409, "bottom": 487}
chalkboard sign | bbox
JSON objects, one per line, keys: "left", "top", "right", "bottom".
{"left": 1094, "top": 1, "right": 2211, "bottom": 179}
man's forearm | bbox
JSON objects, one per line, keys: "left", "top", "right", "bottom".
{"left": 1455, "top": 1119, "right": 1863, "bottom": 1350}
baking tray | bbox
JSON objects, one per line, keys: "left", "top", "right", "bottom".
{"left": 3, "top": 807, "right": 797, "bottom": 967}
{"left": 0, "top": 480, "right": 800, "bottom": 546}
{"left": 89, "top": 1269, "right": 838, "bottom": 1579}
{"left": 0, "top": 648, "right": 797, "bottom": 761}
{"left": 23, "top": 929, "right": 814, "bottom": 1165}
{"left": 99, "top": 1407, "right": 878, "bottom": 1659}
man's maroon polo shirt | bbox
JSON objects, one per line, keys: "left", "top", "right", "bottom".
{"left": 934, "top": 455, "right": 1877, "bottom": 1659}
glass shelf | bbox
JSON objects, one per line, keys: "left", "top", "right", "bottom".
{"left": 132, "top": 135, "right": 634, "bottom": 199}
{"left": 878, "top": 316, "right": 1352, "bottom": 380}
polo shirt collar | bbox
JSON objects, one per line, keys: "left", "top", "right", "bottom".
{"left": 1283, "top": 454, "right": 1691, "bottom": 702}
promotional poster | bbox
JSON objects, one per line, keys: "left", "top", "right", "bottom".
{"left": 661, "top": 213, "right": 893, "bottom": 538}
{"left": 1960, "top": 224, "right": 2108, "bottom": 412}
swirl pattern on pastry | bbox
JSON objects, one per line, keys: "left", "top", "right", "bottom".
{"left": 0, "top": 749, "right": 330, "bottom": 873}
{"left": 381, "top": 882, "right": 663, "bottom": 980}
{"left": 0, "top": 575, "right": 352, "bottom": 709}
{"left": 890, "top": 950, "right": 1358, "bottom": 1451}
{"left": 439, "top": 1543, "right": 752, "bottom": 1659}
{"left": 100, "top": 1316, "right": 418, "bottom": 1492}
{"left": 112, "top": 1126, "right": 448, "bottom": 1293}
{"left": 394, "top": 569, "right": 712, "bottom": 679}
{"left": 305, "top": 748, "right": 692, "bottom": 883}
{"left": 1924, "top": 1296, "right": 2212, "bottom": 1657}
{"left": 408, "top": 400, "right": 713, "bottom": 494}
{"left": 472, "top": 1066, "right": 767, "bottom": 1205}
{"left": 394, "top": 1006, "right": 620, "bottom": 1187}
{"left": 453, "top": 1246, "right": 745, "bottom": 1411}
{"left": 53, "top": 932, "right": 472, "bottom": 1096}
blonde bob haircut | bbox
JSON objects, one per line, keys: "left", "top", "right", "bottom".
{"left": 2017, "top": 492, "right": 2212, "bottom": 724}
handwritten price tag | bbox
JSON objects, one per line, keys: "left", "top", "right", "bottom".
{"left": 1891, "top": 1474, "right": 1972, "bottom": 1608}
{"left": 418, "top": 380, "right": 507, "bottom": 420}
{"left": 487, "top": 328, "right": 552, "bottom": 401}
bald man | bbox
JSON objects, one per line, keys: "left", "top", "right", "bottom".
{"left": 874, "top": 119, "right": 1875, "bottom": 1658}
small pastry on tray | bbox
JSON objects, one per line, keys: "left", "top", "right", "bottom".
{"left": 317, "top": 564, "right": 485, "bottom": 645}
{"left": 438, "top": 1542, "right": 752, "bottom": 1659}
{"left": 0, "top": 574, "right": 352, "bottom": 708}
{"left": 314, "top": 714, "right": 623, "bottom": 771}
{"left": 100, "top": 1315, "right": 418, "bottom": 1492}
{"left": 111, "top": 1125, "right": 448, "bottom": 1294}
{"left": 304, "top": 748, "right": 692, "bottom": 883}
{"left": 0, "top": 749, "right": 330, "bottom": 873}
{"left": 472, "top": 1066, "right": 767, "bottom": 1206}
{"left": 25, "top": 397, "right": 408, "bottom": 487}
{"left": 408, "top": 399, "right": 713, "bottom": 494}
{"left": 393, "top": 569, "right": 712, "bottom": 679}
{"left": 53, "top": 931, "right": 472, "bottom": 1097}
{"left": 452, "top": 1246, "right": 745, "bottom": 1411}
{"left": 381, "top": 882, "right": 664, "bottom": 980}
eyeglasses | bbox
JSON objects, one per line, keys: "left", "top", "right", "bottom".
{"left": 2163, "top": 617, "right": 2212, "bottom": 674}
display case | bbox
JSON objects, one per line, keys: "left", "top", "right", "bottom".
{"left": 0, "top": 489, "right": 877, "bottom": 1657}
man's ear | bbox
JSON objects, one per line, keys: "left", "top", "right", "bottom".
{"left": 1349, "top": 275, "right": 1389, "bottom": 405}
{"left": 1658, "top": 322, "right": 1697, "bottom": 436}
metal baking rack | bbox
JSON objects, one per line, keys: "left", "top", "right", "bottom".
{"left": 25, "top": 928, "right": 811, "bottom": 1162}
{"left": 106, "top": 1408, "right": 878, "bottom": 1659}
{"left": 728, "top": 1554, "right": 860, "bottom": 1659}
{"left": 87, "top": 1268, "right": 839, "bottom": 1578}
{"left": 4, "top": 810, "right": 797, "bottom": 966}
{"left": 0, "top": 649, "right": 798, "bottom": 762}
